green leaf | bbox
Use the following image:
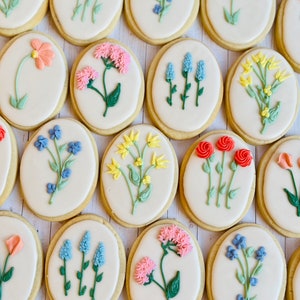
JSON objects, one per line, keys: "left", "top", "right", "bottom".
{"left": 96, "top": 272, "right": 103, "bottom": 282}
{"left": 106, "top": 83, "right": 121, "bottom": 108}
{"left": 246, "top": 247, "right": 255, "bottom": 257}
{"left": 232, "top": 9, "right": 240, "bottom": 24}
{"left": 228, "top": 189, "right": 239, "bottom": 199}
{"left": 219, "top": 183, "right": 226, "bottom": 195}
{"left": 58, "top": 180, "right": 68, "bottom": 191}
{"left": 2, "top": 267, "right": 14, "bottom": 282}
{"left": 89, "top": 287, "right": 94, "bottom": 297}
{"left": 249, "top": 296, "right": 257, "bottom": 300}
{"left": 49, "top": 161, "right": 59, "bottom": 172}
{"left": 93, "top": 3, "right": 102, "bottom": 14}
{"left": 236, "top": 271, "right": 246, "bottom": 285}
{"left": 79, "top": 285, "right": 87, "bottom": 295}
{"left": 83, "top": 261, "right": 90, "bottom": 270}
{"left": 86, "top": 0, "right": 93, "bottom": 6}
{"left": 186, "top": 83, "right": 191, "bottom": 91}
{"left": 65, "top": 158, "right": 75, "bottom": 169}
{"left": 77, "top": 271, "right": 82, "bottom": 279}
{"left": 128, "top": 165, "right": 140, "bottom": 186}
{"left": 253, "top": 263, "right": 263, "bottom": 276}
{"left": 198, "top": 87, "right": 204, "bottom": 96}
{"left": 216, "top": 162, "right": 223, "bottom": 174}
{"left": 209, "top": 187, "right": 216, "bottom": 198}
{"left": 73, "top": 4, "right": 83, "bottom": 16}
{"left": 59, "top": 144, "right": 67, "bottom": 153}
{"left": 138, "top": 184, "right": 152, "bottom": 202}
{"left": 166, "top": 271, "right": 180, "bottom": 298}
{"left": 17, "top": 94, "right": 28, "bottom": 109}
{"left": 202, "top": 162, "right": 211, "bottom": 173}
{"left": 268, "top": 102, "right": 281, "bottom": 122}
{"left": 10, "top": 0, "right": 19, "bottom": 8}
{"left": 167, "top": 97, "right": 172, "bottom": 106}
{"left": 283, "top": 188, "right": 300, "bottom": 207}
{"left": 60, "top": 266, "right": 65, "bottom": 276}
{"left": 246, "top": 87, "right": 256, "bottom": 98}
{"left": 223, "top": 8, "right": 233, "bottom": 24}
{"left": 93, "top": 264, "right": 99, "bottom": 273}
{"left": 230, "top": 161, "right": 237, "bottom": 171}
{"left": 65, "top": 280, "right": 71, "bottom": 291}
{"left": 10, "top": 95, "right": 17, "bottom": 108}
{"left": 209, "top": 153, "right": 216, "bottom": 163}
{"left": 161, "top": 4, "right": 171, "bottom": 17}
{"left": 171, "top": 85, "right": 177, "bottom": 94}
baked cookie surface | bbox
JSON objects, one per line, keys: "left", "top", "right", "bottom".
{"left": 287, "top": 246, "right": 300, "bottom": 300}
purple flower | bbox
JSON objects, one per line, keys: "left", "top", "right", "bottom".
{"left": 49, "top": 125, "right": 62, "bottom": 140}
{"left": 62, "top": 168, "right": 72, "bottom": 179}
{"left": 68, "top": 141, "right": 82, "bottom": 155}
{"left": 226, "top": 245, "right": 238, "bottom": 260}
{"left": 255, "top": 246, "right": 267, "bottom": 262}
{"left": 153, "top": 4, "right": 162, "bottom": 14}
{"left": 34, "top": 135, "right": 48, "bottom": 151}
{"left": 250, "top": 277, "right": 258, "bottom": 286}
{"left": 47, "top": 183, "right": 56, "bottom": 194}
{"left": 232, "top": 234, "right": 247, "bottom": 249}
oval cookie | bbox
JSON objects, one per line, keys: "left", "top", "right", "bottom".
{"left": 287, "top": 246, "right": 300, "bottom": 300}
{"left": 201, "top": 0, "right": 276, "bottom": 51}
{"left": 147, "top": 38, "right": 223, "bottom": 140}
{"left": 100, "top": 124, "right": 178, "bottom": 227}
{"left": 50, "top": 0, "right": 123, "bottom": 46}
{"left": 126, "top": 219, "right": 205, "bottom": 300}
{"left": 45, "top": 214, "right": 126, "bottom": 300}
{"left": 0, "top": 211, "right": 43, "bottom": 300}
{"left": 257, "top": 136, "right": 300, "bottom": 237}
{"left": 225, "top": 47, "right": 300, "bottom": 145}
{"left": 0, "top": 31, "right": 68, "bottom": 130}
{"left": 124, "top": 0, "right": 200, "bottom": 45}
{"left": 0, "top": 116, "right": 18, "bottom": 206}
{"left": 20, "top": 118, "right": 98, "bottom": 221}
{"left": 70, "top": 39, "right": 144, "bottom": 135}
{"left": 0, "top": 0, "right": 48, "bottom": 37}
{"left": 206, "top": 223, "right": 286, "bottom": 300}
{"left": 180, "top": 130, "right": 255, "bottom": 231}
{"left": 275, "top": 0, "right": 300, "bottom": 73}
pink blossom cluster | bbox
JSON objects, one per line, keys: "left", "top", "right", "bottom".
{"left": 76, "top": 66, "right": 99, "bottom": 90}
{"left": 134, "top": 256, "right": 156, "bottom": 285}
{"left": 158, "top": 224, "right": 193, "bottom": 257}
{"left": 93, "top": 42, "right": 131, "bottom": 74}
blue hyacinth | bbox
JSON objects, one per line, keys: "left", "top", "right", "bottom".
{"left": 166, "top": 63, "right": 175, "bottom": 81}
{"left": 195, "top": 60, "right": 206, "bottom": 82}
{"left": 255, "top": 246, "right": 267, "bottom": 262}
{"left": 182, "top": 52, "right": 193, "bottom": 74}
{"left": 93, "top": 242, "right": 105, "bottom": 268}
{"left": 49, "top": 125, "right": 62, "bottom": 140}
{"left": 34, "top": 135, "right": 49, "bottom": 151}
{"left": 225, "top": 245, "right": 238, "bottom": 260}
{"left": 59, "top": 239, "right": 72, "bottom": 261}
{"left": 79, "top": 231, "right": 91, "bottom": 253}
{"left": 165, "top": 62, "right": 177, "bottom": 106}
{"left": 67, "top": 141, "right": 82, "bottom": 155}
{"left": 47, "top": 183, "right": 57, "bottom": 194}
{"left": 232, "top": 234, "right": 247, "bottom": 249}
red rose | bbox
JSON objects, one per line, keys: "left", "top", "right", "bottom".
{"left": 216, "top": 135, "right": 235, "bottom": 152}
{"left": 195, "top": 141, "right": 214, "bottom": 159}
{"left": 234, "top": 149, "right": 253, "bottom": 167}
{"left": 0, "top": 126, "right": 6, "bottom": 141}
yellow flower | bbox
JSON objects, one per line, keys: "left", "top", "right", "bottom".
{"left": 117, "top": 143, "right": 129, "bottom": 159}
{"left": 275, "top": 70, "right": 291, "bottom": 82}
{"left": 263, "top": 85, "right": 272, "bottom": 97}
{"left": 123, "top": 130, "right": 140, "bottom": 148}
{"left": 142, "top": 175, "right": 151, "bottom": 185}
{"left": 135, "top": 157, "right": 143, "bottom": 167}
{"left": 147, "top": 133, "right": 161, "bottom": 148}
{"left": 239, "top": 75, "right": 252, "bottom": 87}
{"left": 242, "top": 58, "right": 253, "bottom": 74}
{"left": 261, "top": 107, "right": 270, "bottom": 118}
{"left": 107, "top": 158, "right": 121, "bottom": 180}
{"left": 268, "top": 56, "right": 280, "bottom": 70}
{"left": 151, "top": 153, "right": 169, "bottom": 169}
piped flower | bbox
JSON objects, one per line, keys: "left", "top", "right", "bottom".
{"left": 134, "top": 256, "right": 156, "bottom": 285}
{"left": 31, "top": 39, "right": 55, "bottom": 70}
{"left": 277, "top": 153, "right": 293, "bottom": 169}
{"left": 6, "top": 235, "right": 23, "bottom": 256}
{"left": 0, "top": 126, "right": 6, "bottom": 141}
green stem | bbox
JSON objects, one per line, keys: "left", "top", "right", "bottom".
{"left": 81, "top": 0, "right": 89, "bottom": 22}
{"left": 288, "top": 169, "right": 298, "bottom": 199}
{"left": 64, "top": 259, "right": 68, "bottom": 296}
{"left": 159, "top": 0, "right": 166, "bottom": 22}
{"left": 168, "top": 80, "right": 173, "bottom": 106}
{"left": 119, "top": 168, "right": 136, "bottom": 214}
{"left": 78, "top": 252, "right": 86, "bottom": 295}
{"left": 206, "top": 158, "right": 213, "bottom": 205}
{"left": 160, "top": 247, "right": 168, "bottom": 293}
{"left": 252, "top": 66, "right": 265, "bottom": 87}
{"left": 230, "top": 0, "right": 234, "bottom": 15}
{"left": 182, "top": 73, "right": 189, "bottom": 110}
{"left": 72, "top": 0, "right": 80, "bottom": 20}
{"left": 196, "top": 80, "right": 200, "bottom": 107}
{"left": 236, "top": 256, "right": 247, "bottom": 297}
{"left": 242, "top": 249, "right": 250, "bottom": 298}
{"left": 91, "top": 268, "right": 98, "bottom": 300}
{"left": 92, "top": 0, "right": 100, "bottom": 23}
{"left": 216, "top": 152, "right": 226, "bottom": 207}
{"left": 152, "top": 278, "right": 166, "bottom": 294}
{"left": 226, "top": 167, "right": 238, "bottom": 209}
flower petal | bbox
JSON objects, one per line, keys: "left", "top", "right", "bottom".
{"left": 6, "top": 235, "right": 24, "bottom": 256}
{"left": 31, "top": 39, "right": 42, "bottom": 51}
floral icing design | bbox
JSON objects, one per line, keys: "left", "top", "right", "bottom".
{"left": 0, "top": 235, "right": 24, "bottom": 300}
{"left": 223, "top": 0, "right": 240, "bottom": 25}
{"left": 225, "top": 234, "right": 267, "bottom": 300}
{"left": 134, "top": 225, "right": 192, "bottom": 299}
{"left": 195, "top": 135, "right": 253, "bottom": 208}
{"left": 239, "top": 51, "right": 291, "bottom": 134}
{"left": 76, "top": 42, "right": 131, "bottom": 117}
{"left": 0, "top": 0, "right": 20, "bottom": 18}
{"left": 277, "top": 152, "right": 300, "bottom": 216}
{"left": 72, "top": 0, "right": 102, "bottom": 24}
{"left": 152, "top": 0, "right": 173, "bottom": 22}
{"left": 34, "top": 125, "right": 82, "bottom": 205}
{"left": 10, "top": 39, "right": 55, "bottom": 110}
{"left": 59, "top": 239, "right": 72, "bottom": 296}
{"left": 0, "top": 126, "right": 6, "bottom": 142}
{"left": 106, "top": 129, "right": 169, "bottom": 215}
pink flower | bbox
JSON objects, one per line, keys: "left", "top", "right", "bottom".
{"left": 277, "top": 153, "right": 293, "bottom": 169}
{"left": 0, "top": 125, "right": 6, "bottom": 141}
{"left": 134, "top": 256, "right": 156, "bottom": 285}
{"left": 6, "top": 235, "right": 23, "bottom": 256}
{"left": 158, "top": 224, "right": 177, "bottom": 243}
{"left": 76, "top": 66, "right": 99, "bottom": 90}
{"left": 94, "top": 43, "right": 111, "bottom": 59}
{"left": 31, "top": 39, "right": 55, "bottom": 70}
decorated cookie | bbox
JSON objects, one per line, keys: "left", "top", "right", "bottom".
{"left": 49, "top": 0, "right": 123, "bottom": 46}
{"left": 70, "top": 39, "right": 144, "bottom": 135}
{"left": 225, "top": 47, "right": 300, "bottom": 145}
{"left": 0, "top": 0, "right": 48, "bottom": 37}
{"left": 201, "top": 0, "right": 276, "bottom": 51}
{"left": 100, "top": 124, "right": 178, "bottom": 228}
{"left": 0, "top": 211, "right": 43, "bottom": 300}
{"left": 20, "top": 118, "right": 98, "bottom": 222}
{"left": 126, "top": 219, "right": 205, "bottom": 300}
{"left": 180, "top": 130, "right": 255, "bottom": 231}
{"left": 45, "top": 214, "right": 126, "bottom": 300}
{"left": 275, "top": 0, "right": 300, "bottom": 73}
{"left": 256, "top": 136, "right": 300, "bottom": 237}
{"left": 0, "top": 31, "right": 68, "bottom": 131}
{"left": 124, "top": 0, "right": 200, "bottom": 45}
{"left": 287, "top": 246, "right": 300, "bottom": 300}
{"left": 206, "top": 223, "right": 286, "bottom": 300}
{"left": 146, "top": 38, "right": 223, "bottom": 140}
{"left": 0, "top": 116, "right": 18, "bottom": 206}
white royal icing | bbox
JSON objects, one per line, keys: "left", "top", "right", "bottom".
{"left": 0, "top": 213, "right": 40, "bottom": 300}
{"left": 128, "top": 0, "right": 197, "bottom": 40}
{"left": 150, "top": 39, "right": 222, "bottom": 138}
{"left": 101, "top": 124, "right": 178, "bottom": 227}
{"left": 211, "top": 225, "right": 286, "bottom": 299}
{"left": 51, "top": 0, "right": 123, "bottom": 43}
{"left": 228, "top": 48, "right": 299, "bottom": 144}
{"left": 20, "top": 118, "right": 98, "bottom": 220}
{"left": 128, "top": 221, "right": 204, "bottom": 299}
{"left": 0, "top": 31, "right": 67, "bottom": 129}
{"left": 204, "top": 0, "right": 275, "bottom": 46}
{"left": 47, "top": 217, "right": 124, "bottom": 299}
{"left": 182, "top": 131, "right": 255, "bottom": 230}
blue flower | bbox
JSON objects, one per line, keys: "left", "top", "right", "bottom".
{"left": 93, "top": 242, "right": 105, "bottom": 268}
{"left": 196, "top": 60, "right": 206, "bottom": 81}
{"left": 153, "top": 4, "right": 162, "bottom": 14}
{"left": 255, "top": 246, "right": 267, "bottom": 261}
{"left": 237, "top": 295, "right": 244, "bottom": 300}
{"left": 34, "top": 135, "right": 48, "bottom": 151}
{"left": 49, "top": 125, "right": 62, "bottom": 140}
{"left": 165, "top": 63, "right": 175, "bottom": 81}
{"left": 47, "top": 183, "right": 57, "bottom": 194}
{"left": 232, "top": 234, "right": 247, "bottom": 249}
{"left": 250, "top": 277, "right": 258, "bottom": 286}
{"left": 67, "top": 141, "right": 82, "bottom": 155}
{"left": 182, "top": 52, "right": 193, "bottom": 73}
{"left": 226, "top": 245, "right": 238, "bottom": 260}
{"left": 166, "top": 0, "right": 172, "bottom": 2}
{"left": 79, "top": 231, "right": 91, "bottom": 254}
{"left": 59, "top": 240, "right": 72, "bottom": 261}
{"left": 62, "top": 168, "right": 72, "bottom": 179}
